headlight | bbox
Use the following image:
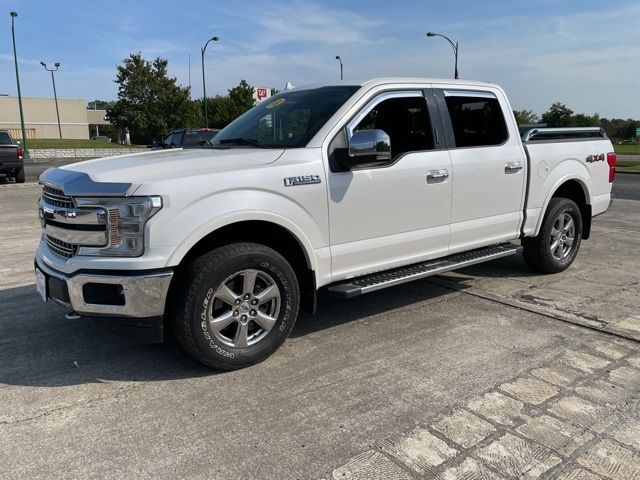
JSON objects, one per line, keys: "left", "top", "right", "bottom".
{"left": 75, "top": 196, "right": 162, "bottom": 257}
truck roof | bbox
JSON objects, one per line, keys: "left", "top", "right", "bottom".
{"left": 288, "top": 77, "right": 501, "bottom": 91}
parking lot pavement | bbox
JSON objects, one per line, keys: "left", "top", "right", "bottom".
{"left": 1, "top": 184, "right": 639, "bottom": 480}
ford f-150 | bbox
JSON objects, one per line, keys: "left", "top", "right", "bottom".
{"left": 35, "top": 78, "right": 615, "bottom": 370}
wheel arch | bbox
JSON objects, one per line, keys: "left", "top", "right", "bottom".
{"left": 535, "top": 176, "right": 592, "bottom": 239}
{"left": 170, "top": 219, "right": 318, "bottom": 314}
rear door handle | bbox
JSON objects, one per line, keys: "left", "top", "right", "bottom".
{"left": 427, "top": 169, "right": 449, "bottom": 183}
{"left": 505, "top": 162, "right": 523, "bottom": 174}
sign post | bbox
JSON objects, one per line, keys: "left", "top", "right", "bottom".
{"left": 636, "top": 128, "right": 640, "bottom": 153}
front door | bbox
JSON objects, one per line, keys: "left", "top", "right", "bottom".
{"left": 326, "top": 90, "right": 452, "bottom": 280}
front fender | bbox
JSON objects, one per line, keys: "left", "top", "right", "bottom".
{"left": 153, "top": 189, "right": 325, "bottom": 274}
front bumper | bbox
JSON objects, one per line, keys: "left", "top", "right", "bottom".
{"left": 0, "top": 161, "right": 23, "bottom": 172}
{"left": 35, "top": 256, "right": 173, "bottom": 342}
{"left": 36, "top": 258, "right": 173, "bottom": 317}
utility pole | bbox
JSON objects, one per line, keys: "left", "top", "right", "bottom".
{"left": 93, "top": 100, "right": 99, "bottom": 137}
{"left": 10, "top": 11, "right": 29, "bottom": 158}
{"left": 41, "top": 62, "right": 63, "bottom": 139}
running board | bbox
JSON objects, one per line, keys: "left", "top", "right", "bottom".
{"left": 326, "top": 243, "right": 522, "bottom": 298}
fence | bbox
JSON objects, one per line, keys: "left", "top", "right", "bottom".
{"left": 4, "top": 128, "right": 37, "bottom": 140}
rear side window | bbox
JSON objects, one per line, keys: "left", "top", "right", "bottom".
{"left": 445, "top": 94, "right": 508, "bottom": 147}
{"left": 0, "top": 131, "right": 13, "bottom": 145}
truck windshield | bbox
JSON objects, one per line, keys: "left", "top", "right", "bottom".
{"left": 211, "top": 86, "right": 359, "bottom": 149}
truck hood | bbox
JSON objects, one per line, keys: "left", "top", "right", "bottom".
{"left": 58, "top": 147, "right": 284, "bottom": 186}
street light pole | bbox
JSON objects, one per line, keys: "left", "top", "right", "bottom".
{"left": 201, "top": 36, "right": 219, "bottom": 128}
{"left": 10, "top": 11, "right": 29, "bottom": 158}
{"left": 426, "top": 32, "right": 459, "bottom": 79}
{"left": 40, "top": 62, "right": 62, "bottom": 139}
{"left": 335, "top": 56, "right": 343, "bottom": 81}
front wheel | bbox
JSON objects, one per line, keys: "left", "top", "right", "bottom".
{"left": 522, "top": 197, "right": 582, "bottom": 274}
{"left": 172, "top": 243, "right": 299, "bottom": 370}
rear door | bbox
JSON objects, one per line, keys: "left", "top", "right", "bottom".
{"left": 435, "top": 88, "right": 526, "bottom": 253}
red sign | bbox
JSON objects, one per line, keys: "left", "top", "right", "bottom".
{"left": 257, "top": 88, "right": 268, "bottom": 100}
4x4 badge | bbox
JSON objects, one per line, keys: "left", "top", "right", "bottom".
{"left": 586, "top": 153, "right": 605, "bottom": 163}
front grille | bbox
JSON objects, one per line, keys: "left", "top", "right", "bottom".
{"left": 46, "top": 235, "right": 78, "bottom": 259}
{"left": 42, "top": 185, "right": 74, "bottom": 209}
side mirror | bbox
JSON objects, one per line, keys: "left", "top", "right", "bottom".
{"left": 347, "top": 129, "right": 392, "bottom": 165}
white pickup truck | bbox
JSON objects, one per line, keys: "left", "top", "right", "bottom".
{"left": 35, "top": 77, "right": 615, "bottom": 370}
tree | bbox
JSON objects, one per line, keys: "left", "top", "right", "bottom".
{"left": 540, "top": 102, "right": 575, "bottom": 127}
{"left": 572, "top": 113, "right": 600, "bottom": 127}
{"left": 227, "top": 80, "right": 255, "bottom": 117}
{"left": 513, "top": 109, "right": 539, "bottom": 125}
{"left": 107, "top": 53, "right": 200, "bottom": 144}
{"left": 87, "top": 100, "right": 115, "bottom": 110}
{"left": 203, "top": 80, "right": 256, "bottom": 129}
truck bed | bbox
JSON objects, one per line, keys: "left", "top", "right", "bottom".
{"left": 521, "top": 127, "right": 615, "bottom": 237}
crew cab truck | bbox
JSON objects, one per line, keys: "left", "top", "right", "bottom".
{"left": 0, "top": 129, "right": 25, "bottom": 183}
{"left": 35, "top": 78, "right": 615, "bottom": 370}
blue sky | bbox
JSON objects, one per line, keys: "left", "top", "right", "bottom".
{"left": 1, "top": 0, "right": 638, "bottom": 118}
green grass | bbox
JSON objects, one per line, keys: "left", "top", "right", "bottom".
{"left": 614, "top": 144, "right": 640, "bottom": 155}
{"left": 24, "top": 139, "right": 143, "bottom": 149}
{"left": 616, "top": 161, "right": 640, "bottom": 173}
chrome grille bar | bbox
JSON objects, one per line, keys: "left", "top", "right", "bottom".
{"left": 45, "top": 235, "right": 78, "bottom": 259}
{"left": 42, "top": 185, "right": 74, "bottom": 209}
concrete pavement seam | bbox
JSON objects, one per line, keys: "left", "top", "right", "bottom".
{"left": 427, "top": 276, "right": 640, "bottom": 345}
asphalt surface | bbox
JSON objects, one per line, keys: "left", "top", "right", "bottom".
{"left": 613, "top": 172, "right": 640, "bottom": 200}
{"left": 0, "top": 183, "right": 639, "bottom": 479}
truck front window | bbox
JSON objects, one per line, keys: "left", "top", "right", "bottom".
{"left": 211, "top": 86, "right": 359, "bottom": 149}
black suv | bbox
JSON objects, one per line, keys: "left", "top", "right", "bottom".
{"left": 0, "top": 130, "right": 24, "bottom": 183}
{"left": 154, "top": 128, "right": 220, "bottom": 149}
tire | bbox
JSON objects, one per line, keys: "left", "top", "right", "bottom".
{"left": 14, "top": 167, "right": 25, "bottom": 184}
{"left": 171, "top": 242, "right": 299, "bottom": 370}
{"left": 522, "top": 197, "right": 582, "bottom": 274}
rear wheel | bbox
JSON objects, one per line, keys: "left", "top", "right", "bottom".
{"left": 522, "top": 197, "right": 582, "bottom": 273}
{"left": 14, "top": 167, "right": 25, "bottom": 183}
{"left": 172, "top": 243, "right": 299, "bottom": 370}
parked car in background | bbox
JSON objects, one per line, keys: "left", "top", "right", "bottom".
{"left": 153, "top": 128, "right": 220, "bottom": 149}
{"left": 91, "top": 136, "right": 112, "bottom": 143}
{"left": 0, "top": 129, "right": 24, "bottom": 183}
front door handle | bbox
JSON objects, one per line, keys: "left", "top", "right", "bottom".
{"left": 427, "top": 169, "right": 449, "bottom": 183}
{"left": 505, "top": 162, "right": 523, "bottom": 174}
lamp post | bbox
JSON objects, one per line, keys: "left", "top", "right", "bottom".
{"left": 426, "top": 32, "right": 459, "bottom": 79}
{"left": 201, "top": 36, "right": 219, "bottom": 127}
{"left": 335, "top": 55, "right": 343, "bottom": 81}
{"left": 10, "top": 11, "right": 29, "bottom": 158}
{"left": 40, "top": 62, "right": 63, "bottom": 139}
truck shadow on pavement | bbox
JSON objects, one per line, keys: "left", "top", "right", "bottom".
{"left": 0, "top": 278, "right": 461, "bottom": 388}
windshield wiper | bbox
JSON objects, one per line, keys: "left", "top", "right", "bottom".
{"left": 217, "top": 138, "right": 265, "bottom": 148}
